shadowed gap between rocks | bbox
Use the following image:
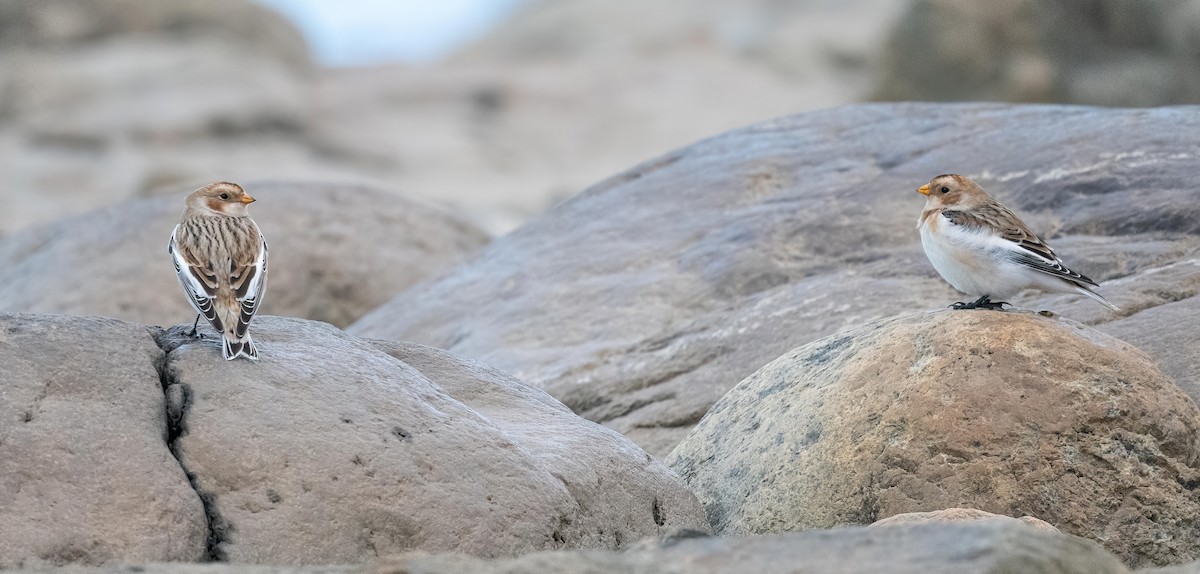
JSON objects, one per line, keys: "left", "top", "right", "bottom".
{"left": 150, "top": 328, "right": 229, "bottom": 562}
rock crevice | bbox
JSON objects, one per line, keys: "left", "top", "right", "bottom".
{"left": 151, "top": 330, "right": 229, "bottom": 562}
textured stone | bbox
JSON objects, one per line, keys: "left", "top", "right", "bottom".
{"left": 0, "top": 313, "right": 207, "bottom": 568}
{"left": 350, "top": 103, "right": 1200, "bottom": 456}
{"left": 666, "top": 310, "right": 1200, "bottom": 568}
{"left": 870, "top": 508, "right": 1059, "bottom": 533}
{"left": 158, "top": 316, "right": 707, "bottom": 564}
{"left": 0, "top": 181, "right": 489, "bottom": 328}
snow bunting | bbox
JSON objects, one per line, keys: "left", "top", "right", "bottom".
{"left": 916, "top": 174, "right": 1118, "bottom": 311}
{"left": 169, "top": 182, "right": 268, "bottom": 360}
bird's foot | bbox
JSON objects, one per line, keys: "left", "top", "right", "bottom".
{"left": 187, "top": 315, "right": 205, "bottom": 339}
{"left": 951, "top": 296, "right": 1008, "bottom": 311}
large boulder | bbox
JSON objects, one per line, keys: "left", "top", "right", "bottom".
{"left": 666, "top": 310, "right": 1200, "bottom": 568}
{"left": 0, "top": 181, "right": 489, "bottom": 328}
{"left": 0, "top": 314, "right": 207, "bottom": 568}
{"left": 0, "top": 312, "right": 706, "bottom": 567}
{"left": 157, "top": 315, "right": 707, "bottom": 563}
{"left": 350, "top": 103, "right": 1200, "bottom": 456}
{"left": 872, "top": 0, "right": 1200, "bottom": 106}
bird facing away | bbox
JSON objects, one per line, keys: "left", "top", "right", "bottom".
{"left": 915, "top": 174, "right": 1118, "bottom": 311}
{"left": 169, "top": 182, "right": 268, "bottom": 360}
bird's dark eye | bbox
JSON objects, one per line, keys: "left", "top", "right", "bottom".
{"left": 940, "top": 187, "right": 950, "bottom": 194}
{"left": 220, "top": 193, "right": 229, "bottom": 200}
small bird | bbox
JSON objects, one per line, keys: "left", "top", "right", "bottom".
{"left": 169, "top": 182, "right": 268, "bottom": 360}
{"left": 916, "top": 174, "right": 1118, "bottom": 311}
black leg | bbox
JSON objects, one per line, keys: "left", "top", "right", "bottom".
{"left": 951, "top": 295, "right": 1008, "bottom": 311}
{"left": 187, "top": 314, "right": 204, "bottom": 339}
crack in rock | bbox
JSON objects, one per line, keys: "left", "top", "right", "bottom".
{"left": 151, "top": 328, "right": 230, "bottom": 562}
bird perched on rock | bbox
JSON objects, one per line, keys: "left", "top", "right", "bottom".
{"left": 169, "top": 182, "right": 268, "bottom": 360}
{"left": 915, "top": 174, "right": 1117, "bottom": 311}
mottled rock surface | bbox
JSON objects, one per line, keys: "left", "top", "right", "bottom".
{"left": 351, "top": 103, "right": 1200, "bottom": 456}
{"left": 158, "top": 315, "right": 707, "bottom": 564}
{"left": 667, "top": 310, "right": 1200, "bottom": 568}
{"left": 0, "top": 181, "right": 489, "bottom": 328}
{"left": 0, "top": 314, "right": 207, "bottom": 568}
{"left": 870, "top": 508, "right": 1059, "bottom": 532}
{"left": 873, "top": 0, "right": 1200, "bottom": 106}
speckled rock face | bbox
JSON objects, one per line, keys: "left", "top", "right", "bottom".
{"left": 351, "top": 103, "right": 1200, "bottom": 456}
{"left": 667, "top": 310, "right": 1200, "bottom": 568}
{"left": 0, "top": 181, "right": 489, "bottom": 328}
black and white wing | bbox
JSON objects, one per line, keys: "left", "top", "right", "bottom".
{"left": 168, "top": 224, "right": 222, "bottom": 330}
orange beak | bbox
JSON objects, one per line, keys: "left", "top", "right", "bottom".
{"left": 240, "top": 194, "right": 256, "bottom": 204}
{"left": 916, "top": 184, "right": 930, "bottom": 196}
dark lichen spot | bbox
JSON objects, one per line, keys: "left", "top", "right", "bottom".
{"left": 266, "top": 489, "right": 282, "bottom": 504}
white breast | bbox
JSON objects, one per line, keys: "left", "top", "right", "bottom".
{"left": 918, "top": 213, "right": 1044, "bottom": 299}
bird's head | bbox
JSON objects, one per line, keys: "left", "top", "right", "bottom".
{"left": 185, "top": 182, "right": 255, "bottom": 216}
{"left": 916, "top": 174, "right": 985, "bottom": 209}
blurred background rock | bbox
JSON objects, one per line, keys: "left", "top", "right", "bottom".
{"left": 0, "top": 0, "right": 1197, "bottom": 237}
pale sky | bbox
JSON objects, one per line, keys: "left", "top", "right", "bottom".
{"left": 252, "top": 0, "right": 523, "bottom": 66}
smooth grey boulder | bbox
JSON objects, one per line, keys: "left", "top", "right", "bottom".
{"left": 0, "top": 181, "right": 489, "bottom": 328}
{"left": 158, "top": 315, "right": 707, "bottom": 564}
{"left": 350, "top": 103, "right": 1200, "bottom": 456}
{"left": 0, "top": 313, "right": 207, "bottom": 568}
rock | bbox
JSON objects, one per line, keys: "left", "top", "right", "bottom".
{"left": 367, "top": 521, "right": 1128, "bottom": 574}
{"left": 350, "top": 103, "right": 1200, "bottom": 456}
{"left": 0, "top": 0, "right": 908, "bottom": 237}
{"left": 158, "top": 315, "right": 708, "bottom": 563}
{"left": 870, "top": 508, "right": 1059, "bottom": 533}
{"left": 666, "top": 310, "right": 1200, "bottom": 568}
{"left": 454, "top": 0, "right": 902, "bottom": 83}
{"left": 871, "top": 0, "right": 1200, "bottom": 106}
{"left": 0, "top": 312, "right": 706, "bottom": 567}
{"left": 0, "top": 0, "right": 317, "bottom": 235}
{"left": 0, "top": 181, "right": 489, "bottom": 328}
{"left": 0, "top": 523, "right": 1133, "bottom": 573}
{"left": 0, "top": 313, "right": 207, "bottom": 568}
{"left": 0, "top": 0, "right": 308, "bottom": 66}
{"left": 1141, "top": 561, "right": 1200, "bottom": 574}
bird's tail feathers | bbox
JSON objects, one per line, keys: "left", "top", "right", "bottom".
{"left": 222, "top": 334, "right": 259, "bottom": 361}
{"left": 1075, "top": 285, "right": 1120, "bottom": 312}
